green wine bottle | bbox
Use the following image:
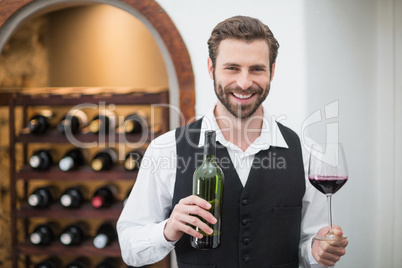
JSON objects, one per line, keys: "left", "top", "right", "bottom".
{"left": 191, "top": 130, "right": 224, "bottom": 249}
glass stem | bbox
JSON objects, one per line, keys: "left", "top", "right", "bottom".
{"left": 327, "top": 194, "right": 333, "bottom": 233}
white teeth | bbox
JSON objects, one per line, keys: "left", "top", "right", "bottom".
{"left": 233, "top": 93, "right": 252, "bottom": 99}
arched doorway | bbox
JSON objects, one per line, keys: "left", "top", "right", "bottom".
{"left": 0, "top": 1, "right": 195, "bottom": 268}
{"left": 0, "top": 0, "right": 195, "bottom": 125}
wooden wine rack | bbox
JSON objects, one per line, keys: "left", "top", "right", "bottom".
{"left": 8, "top": 88, "right": 170, "bottom": 268}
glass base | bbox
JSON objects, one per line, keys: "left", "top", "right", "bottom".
{"left": 314, "top": 233, "right": 347, "bottom": 241}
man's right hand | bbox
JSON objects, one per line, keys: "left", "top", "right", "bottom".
{"left": 163, "top": 195, "right": 217, "bottom": 242}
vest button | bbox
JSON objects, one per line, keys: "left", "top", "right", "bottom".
{"left": 244, "top": 256, "right": 251, "bottom": 263}
{"left": 242, "top": 219, "right": 248, "bottom": 225}
{"left": 242, "top": 199, "right": 248, "bottom": 205}
{"left": 243, "top": 238, "right": 250, "bottom": 245}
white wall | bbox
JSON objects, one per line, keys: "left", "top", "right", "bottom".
{"left": 375, "top": 0, "right": 402, "bottom": 266}
{"left": 303, "top": 2, "right": 378, "bottom": 267}
{"left": 157, "top": 0, "right": 401, "bottom": 267}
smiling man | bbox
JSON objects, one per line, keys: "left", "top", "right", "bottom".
{"left": 211, "top": 38, "right": 272, "bottom": 121}
{"left": 117, "top": 16, "right": 348, "bottom": 268}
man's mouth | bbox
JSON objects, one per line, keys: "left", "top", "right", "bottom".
{"left": 232, "top": 92, "right": 253, "bottom": 99}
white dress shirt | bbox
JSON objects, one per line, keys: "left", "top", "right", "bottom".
{"left": 117, "top": 107, "right": 327, "bottom": 267}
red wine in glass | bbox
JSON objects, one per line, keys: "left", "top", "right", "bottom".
{"left": 308, "top": 175, "right": 348, "bottom": 195}
{"left": 308, "top": 143, "right": 348, "bottom": 241}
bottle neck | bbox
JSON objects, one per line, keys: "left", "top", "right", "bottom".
{"left": 203, "top": 154, "right": 216, "bottom": 162}
{"left": 203, "top": 131, "right": 216, "bottom": 161}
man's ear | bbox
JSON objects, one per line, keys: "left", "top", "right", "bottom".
{"left": 207, "top": 57, "right": 214, "bottom": 80}
{"left": 270, "top": 62, "right": 276, "bottom": 82}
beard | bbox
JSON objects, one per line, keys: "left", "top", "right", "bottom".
{"left": 214, "top": 79, "right": 270, "bottom": 120}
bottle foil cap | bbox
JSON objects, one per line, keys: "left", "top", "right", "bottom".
{"left": 93, "top": 234, "right": 108, "bottom": 249}
{"left": 59, "top": 157, "right": 73, "bottom": 171}
{"left": 60, "top": 194, "right": 72, "bottom": 207}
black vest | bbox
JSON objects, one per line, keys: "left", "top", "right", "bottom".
{"left": 172, "top": 119, "right": 305, "bottom": 268}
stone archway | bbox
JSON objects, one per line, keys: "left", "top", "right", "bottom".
{"left": 0, "top": 0, "right": 195, "bottom": 125}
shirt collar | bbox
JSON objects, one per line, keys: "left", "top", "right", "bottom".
{"left": 198, "top": 105, "right": 289, "bottom": 153}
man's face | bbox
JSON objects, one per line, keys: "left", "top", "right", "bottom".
{"left": 208, "top": 39, "right": 275, "bottom": 120}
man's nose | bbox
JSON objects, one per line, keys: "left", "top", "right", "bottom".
{"left": 236, "top": 72, "right": 252, "bottom": 90}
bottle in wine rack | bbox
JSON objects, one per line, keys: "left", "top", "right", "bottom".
{"left": 60, "top": 185, "right": 87, "bottom": 209}
{"left": 122, "top": 112, "right": 148, "bottom": 134}
{"left": 59, "top": 148, "right": 86, "bottom": 171}
{"left": 93, "top": 222, "right": 117, "bottom": 249}
{"left": 26, "top": 110, "right": 55, "bottom": 134}
{"left": 90, "top": 148, "right": 117, "bottom": 171}
{"left": 88, "top": 110, "right": 117, "bottom": 135}
{"left": 60, "top": 221, "right": 89, "bottom": 246}
{"left": 57, "top": 109, "right": 88, "bottom": 134}
{"left": 34, "top": 256, "right": 62, "bottom": 268}
{"left": 91, "top": 184, "right": 118, "bottom": 208}
{"left": 29, "top": 149, "right": 54, "bottom": 171}
{"left": 28, "top": 185, "right": 59, "bottom": 208}
{"left": 191, "top": 130, "right": 224, "bottom": 249}
{"left": 95, "top": 258, "right": 123, "bottom": 268}
{"left": 30, "top": 222, "right": 60, "bottom": 246}
{"left": 65, "top": 257, "right": 91, "bottom": 268}
{"left": 123, "top": 150, "right": 143, "bottom": 171}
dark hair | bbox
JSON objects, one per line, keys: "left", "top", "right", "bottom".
{"left": 207, "top": 15, "right": 279, "bottom": 70}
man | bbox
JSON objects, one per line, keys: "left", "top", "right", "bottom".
{"left": 117, "top": 15, "right": 348, "bottom": 267}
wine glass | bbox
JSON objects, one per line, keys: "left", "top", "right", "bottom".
{"left": 308, "top": 143, "right": 348, "bottom": 241}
